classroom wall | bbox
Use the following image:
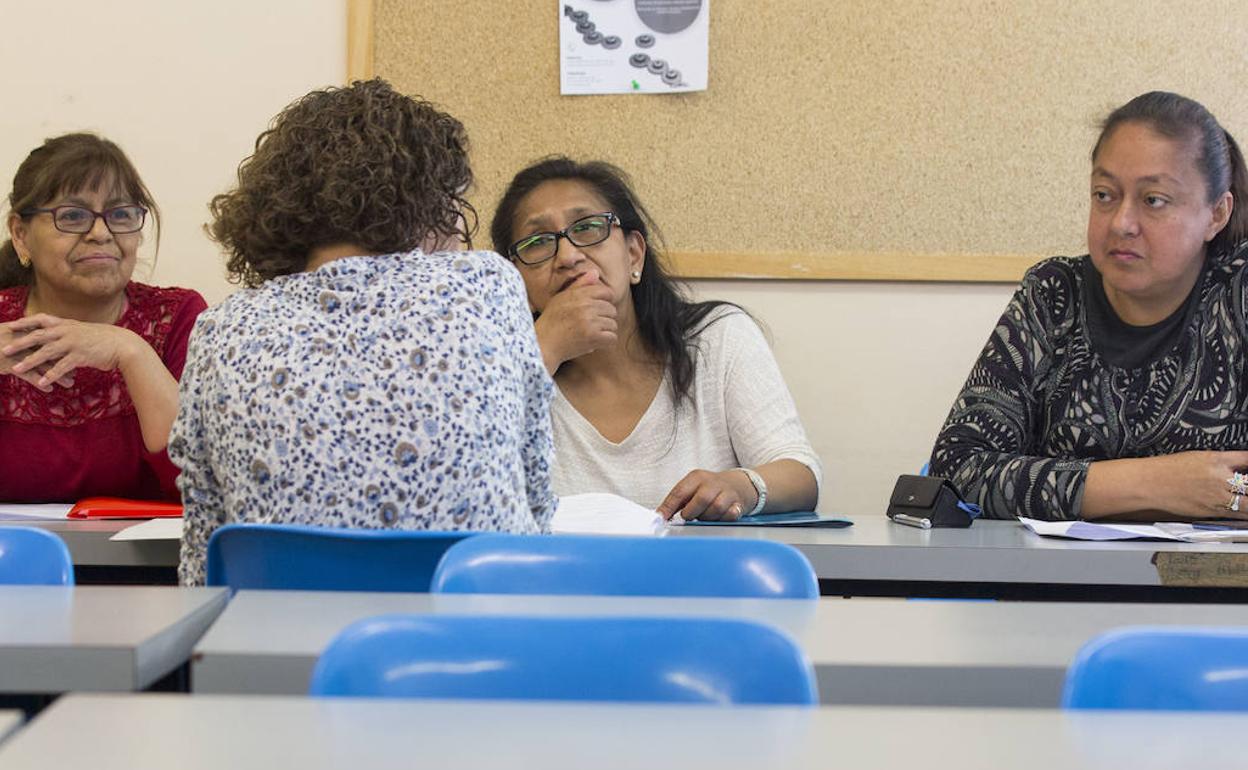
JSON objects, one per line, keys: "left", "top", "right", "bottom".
{"left": 0, "top": 0, "right": 346, "bottom": 304}
{"left": 3, "top": 1, "right": 1023, "bottom": 515}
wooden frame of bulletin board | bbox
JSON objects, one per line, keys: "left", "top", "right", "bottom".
{"left": 346, "top": 0, "right": 1248, "bottom": 283}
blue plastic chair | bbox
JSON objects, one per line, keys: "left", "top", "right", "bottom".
{"left": 0, "top": 527, "right": 74, "bottom": 585}
{"left": 1063, "top": 626, "right": 1248, "bottom": 711}
{"left": 430, "top": 533, "right": 818, "bottom": 598}
{"left": 206, "top": 524, "right": 475, "bottom": 593}
{"left": 310, "top": 613, "right": 818, "bottom": 704}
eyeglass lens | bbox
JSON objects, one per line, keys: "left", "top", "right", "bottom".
{"left": 53, "top": 206, "right": 145, "bottom": 234}
{"left": 512, "top": 214, "right": 613, "bottom": 264}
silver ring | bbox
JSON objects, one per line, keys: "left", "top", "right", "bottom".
{"left": 1229, "top": 472, "right": 1248, "bottom": 496}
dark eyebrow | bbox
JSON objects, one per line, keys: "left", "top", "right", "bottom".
{"left": 1091, "top": 167, "right": 1183, "bottom": 186}
{"left": 58, "top": 195, "right": 132, "bottom": 208}
{"left": 520, "top": 207, "right": 601, "bottom": 230}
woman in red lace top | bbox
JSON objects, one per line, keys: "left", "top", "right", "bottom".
{"left": 0, "top": 134, "right": 206, "bottom": 501}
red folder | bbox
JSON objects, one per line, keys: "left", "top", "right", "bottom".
{"left": 67, "top": 497, "right": 183, "bottom": 519}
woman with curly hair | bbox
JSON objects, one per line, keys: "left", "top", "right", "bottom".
{"left": 171, "top": 79, "right": 555, "bottom": 585}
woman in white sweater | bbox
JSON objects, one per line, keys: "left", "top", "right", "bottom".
{"left": 491, "top": 157, "right": 820, "bottom": 521}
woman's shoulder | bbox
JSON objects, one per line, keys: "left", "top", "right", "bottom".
{"left": 121, "top": 283, "right": 208, "bottom": 346}
{"left": 689, "top": 303, "right": 756, "bottom": 336}
{"left": 1013, "top": 255, "right": 1087, "bottom": 315}
{"left": 1208, "top": 239, "right": 1248, "bottom": 290}
{"left": 126, "top": 280, "right": 204, "bottom": 304}
{"left": 1021, "top": 255, "right": 1085, "bottom": 287}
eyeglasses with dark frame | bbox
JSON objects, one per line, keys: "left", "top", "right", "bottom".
{"left": 508, "top": 212, "right": 620, "bottom": 266}
{"left": 20, "top": 205, "right": 148, "bottom": 235}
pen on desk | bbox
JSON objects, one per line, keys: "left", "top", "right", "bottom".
{"left": 892, "top": 513, "right": 932, "bottom": 529}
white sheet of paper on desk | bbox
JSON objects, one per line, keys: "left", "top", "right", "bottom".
{"left": 107, "top": 495, "right": 665, "bottom": 541}
{"left": 0, "top": 503, "right": 73, "bottom": 521}
{"left": 551, "top": 493, "right": 666, "bottom": 536}
{"left": 110, "top": 518, "right": 184, "bottom": 541}
{"left": 1018, "top": 517, "right": 1248, "bottom": 543}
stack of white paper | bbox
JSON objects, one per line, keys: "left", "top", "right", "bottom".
{"left": 108, "top": 493, "right": 667, "bottom": 542}
{"left": 551, "top": 493, "right": 666, "bottom": 536}
{"left": 1019, "top": 517, "right": 1248, "bottom": 543}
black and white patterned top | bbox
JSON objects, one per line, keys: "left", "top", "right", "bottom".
{"left": 930, "top": 241, "right": 1248, "bottom": 521}
{"left": 171, "top": 250, "right": 556, "bottom": 585}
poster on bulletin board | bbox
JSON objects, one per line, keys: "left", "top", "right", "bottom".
{"left": 559, "top": 0, "right": 709, "bottom": 95}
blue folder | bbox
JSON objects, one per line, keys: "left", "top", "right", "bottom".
{"left": 684, "top": 511, "right": 852, "bottom": 528}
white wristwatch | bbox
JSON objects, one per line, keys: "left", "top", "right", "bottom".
{"left": 736, "top": 467, "right": 768, "bottom": 516}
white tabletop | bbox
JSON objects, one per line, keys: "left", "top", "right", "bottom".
{"left": 0, "top": 711, "right": 22, "bottom": 745}
{"left": 9, "top": 517, "right": 1248, "bottom": 597}
{"left": 2, "top": 692, "right": 1245, "bottom": 770}
{"left": 192, "top": 589, "right": 1248, "bottom": 707}
{"left": 671, "top": 515, "right": 1248, "bottom": 589}
{"left": 4, "top": 519, "right": 180, "bottom": 568}
{"left": 0, "top": 586, "right": 227, "bottom": 692}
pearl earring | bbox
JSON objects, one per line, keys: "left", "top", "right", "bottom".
{"left": 630, "top": 270, "right": 641, "bottom": 282}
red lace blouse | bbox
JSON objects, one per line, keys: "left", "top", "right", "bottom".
{"left": 0, "top": 282, "right": 207, "bottom": 502}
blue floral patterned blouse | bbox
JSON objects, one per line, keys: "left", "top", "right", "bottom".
{"left": 171, "top": 250, "right": 556, "bottom": 585}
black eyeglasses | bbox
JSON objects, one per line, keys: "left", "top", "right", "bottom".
{"left": 20, "top": 205, "right": 148, "bottom": 235}
{"left": 508, "top": 212, "right": 620, "bottom": 266}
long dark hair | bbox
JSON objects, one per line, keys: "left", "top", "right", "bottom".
{"left": 2, "top": 133, "right": 159, "bottom": 289}
{"left": 491, "top": 157, "right": 741, "bottom": 407}
{"left": 1093, "top": 91, "right": 1248, "bottom": 256}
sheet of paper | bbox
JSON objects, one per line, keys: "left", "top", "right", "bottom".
{"left": 1154, "top": 522, "right": 1248, "bottom": 543}
{"left": 1018, "top": 517, "right": 1186, "bottom": 542}
{"left": 552, "top": 493, "right": 666, "bottom": 535}
{"left": 0, "top": 503, "right": 73, "bottom": 521}
{"left": 560, "top": 0, "right": 709, "bottom": 94}
{"left": 110, "top": 518, "right": 184, "bottom": 541}
{"left": 1018, "top": 517, "right": 1248, "bottom": 543}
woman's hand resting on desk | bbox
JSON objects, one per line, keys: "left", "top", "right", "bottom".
{"left": 533, "top": 271, "right": 618, "bottom": 375}
{"left": 1083, "top": 450, "right": 1248, "bottom": 521}
{"left": 1, "top": 314, "right": 144, "bottom": 389}
{"left": 0, "top": 320, "right": 75, "bottom": 391}
{"left": 656, "top": 469, "right": 757, "bottom": 522}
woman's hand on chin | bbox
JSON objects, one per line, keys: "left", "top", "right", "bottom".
{"left": 534, "top": 275, "right": 618, "bottom": 373}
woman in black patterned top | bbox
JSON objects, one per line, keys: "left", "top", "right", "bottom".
{"left": 931, "top": 92, "right": 1248, "bottom": 522}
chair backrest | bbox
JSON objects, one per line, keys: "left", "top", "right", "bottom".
{"left": 310, "top": 613, "right": 818, "bottom": 705}
{"left": 1063, "top": 626, "right": 1248, "bottom": 711}
{"left": 206, "top": 524, "right": 475, "bottom": 593}
{"left": 0, "top": 527, "right": 74, "bottom": 585}
{"left": 430, "top": 533, "right": 818, "bottom": 598}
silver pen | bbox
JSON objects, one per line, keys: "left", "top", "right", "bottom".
{"left": 892, "top": 513, "right": 932, "bottom": 529}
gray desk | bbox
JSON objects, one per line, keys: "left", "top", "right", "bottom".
{"left": 10, "top": 515, "right": 1248, "bottom": 598}
{"left": 0, "top": 520, "right": 179, "bottom": 584}
{"left": 672, "top": 516, "right": 1248, "bottom": 600}
{"left": 0, "top": 586, "right": 227, "bottom": 692}
{"left": 192, "top": 590, "right": 1248, "bottom": 707}
{"left": 0, "top": 711, "right": 22, "bottom": 745}
{"left": 3, "top": 692, "right": 1246, "bottom": 770}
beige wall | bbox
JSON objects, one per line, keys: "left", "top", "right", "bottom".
{"left": 2, "top": 1, "right": 1020, "bottom": 515}
{"left": 1, "top": 0, "right": 346, "bottom": 305}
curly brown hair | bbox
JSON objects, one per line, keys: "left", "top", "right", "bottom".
{"left": 208, "top": 78, "right": 476, "bottom": 287}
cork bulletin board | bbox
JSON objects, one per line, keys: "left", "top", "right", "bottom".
{"left": 349, "top": 0, "right": 1248, "bottom": 282}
